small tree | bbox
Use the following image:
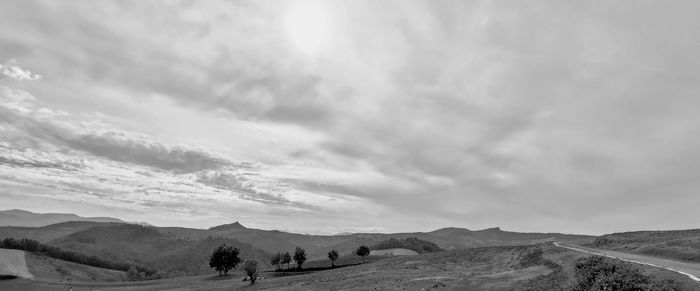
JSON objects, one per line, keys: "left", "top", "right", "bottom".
{"left": 293, "top": 247, "right": 307, "bottom": 269}
{"left": 356, "top": 245, "right": 370, "bottom": 263}
{"left": 328, "top": 249, "right": 339, "bottom": 268}
{"left": 271, "top": 252, "right": 281, "bottom": 270}
{"left": 242, "top": 260, "right": 259, "bottom": 284}
{"left": 282, "top": 252, "right": 292, "bottom": 269}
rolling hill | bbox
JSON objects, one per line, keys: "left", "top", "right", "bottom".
{"left": 0, "top": 209, "right": 124, "bottom": 227}
{"left": 48, "top": 224, "right": 272, "bottom": 276}
{"left": 0, "top": 221, "right": 124, "bottom": 243}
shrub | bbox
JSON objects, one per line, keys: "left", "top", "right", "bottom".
{"left": 572, "top": 256, "right": 683, "bottom": 291}
{"left": 242, "top": 260, "right": 258, "bottom": 284}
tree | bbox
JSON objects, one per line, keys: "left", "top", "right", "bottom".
{"left": 242, "top": 260, "right": 259, "bottom": 284}
{"left": 209, "top": 244, "right": 241, "bottom": 275}
{"left": 282, "top": 252, "right": 292, "bottom": 269}
{"left": 356, "top": 245, "right": 370, "bottom": 263}
{"left": 271, "top": 252, "right": 282, "bottom": 270}
{"left": 328, "top": 249, "right": 339, "bottom": 268}
{"left": 293, "top": 247, "right": 307, "bottom": 269}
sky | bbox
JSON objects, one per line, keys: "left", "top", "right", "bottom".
{"left": 1, "top": 0, "right": 699, "bottom": 235}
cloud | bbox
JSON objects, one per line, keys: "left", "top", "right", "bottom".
{"left": 66, "top": 132, "right": 230, "bottom": 173}
{"left": 0, "top": 86, "right": 229, "bottom": 173}
{"left": 0, "top": 61, "right": 41, "bottom": 81}
{"left": 196, "top": 171, "right": 309, "bottom": 207}
{"left": 2, "top": 1, "right": 700, "bottom": 234}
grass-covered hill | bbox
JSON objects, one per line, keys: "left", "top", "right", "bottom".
{"left": 589, "top": 229, "right": 700, "bottom": 263}
{"left": 0, "top": 221, "right": 123, "bottom": 243}
{"left": 48, "top": 224, "right": 272, "bottom": 276}
{"left": 371, "top": 237, "right": 444, "bottom": 254}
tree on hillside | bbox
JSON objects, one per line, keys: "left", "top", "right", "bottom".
{"left": 293, "top": 247, "right": 307, "bottom": 269}
{"left": 328, "top": 249, "right": 339, "bottom": 268}
{"left": 271, "top": 252, "right": 282, "bottom": 270}
{"left": 209, "top": 244, "right": 241, "bottom": 275}
{"left": 356, "top": 245, "right": 370, "bottom": 263}
{"left": 242, "top": 260, "right": 259, "bottom": 284}
{"left": 282, "top": 252, "right": 292, "bottom": 269}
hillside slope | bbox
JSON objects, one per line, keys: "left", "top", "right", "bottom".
{"left": 589, "top": 229, "right": 700, "bottom": 263}
{"left": 49, "top": 224, "right": 272, "bottom": 276}
{"left": 0, "top": 221, "right": 124, "bottom": 243}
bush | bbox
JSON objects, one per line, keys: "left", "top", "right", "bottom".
{"left": 572, "top": 256, "right": 683, "bottom": 291}
{"left": 242, "top": 260, "right": 258, "bottom": 284}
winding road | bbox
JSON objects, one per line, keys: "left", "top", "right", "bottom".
{"left": 554, "top": 242, "right": 700, "bottom": 283}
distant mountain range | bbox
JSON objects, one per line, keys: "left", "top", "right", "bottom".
{"left": 0, "top": 209, "right": 124, "bottom": 227}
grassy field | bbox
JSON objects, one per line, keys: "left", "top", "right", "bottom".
{"left": 2, "top": 243, "right": 698, "bottom": 290}
{"left": 24, "top": 252, "right": 126, "bottom": 282}
{"left": 0, "top": 249, "right": 32, "bottom": 279}
{"left": 370, "top": 248, "right": 419, "bottom": 256}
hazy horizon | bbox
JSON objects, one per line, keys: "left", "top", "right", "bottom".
{"left": 1, "top": 0, "right": 699, "bottom": 236}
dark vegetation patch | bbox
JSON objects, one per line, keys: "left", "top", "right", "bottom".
{"left": 370, "top": 237, "right": 444, "bottom": 254}
{"left": 272, "top": 255, "right": 394, "bottom": 275}
{"left": 571, "top": 256, "right": 685, "bottom": 291}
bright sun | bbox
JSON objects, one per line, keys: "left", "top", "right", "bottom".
{"left": 284, "top": 2, "right": 331, "bottom": 54}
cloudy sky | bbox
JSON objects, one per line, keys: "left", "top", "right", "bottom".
{"left": 1, "top": 0, "right": 699, "bottom": 235}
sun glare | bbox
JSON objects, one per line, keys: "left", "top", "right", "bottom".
{"left": 284, "top": 2, "right": 331, "bottom": 54}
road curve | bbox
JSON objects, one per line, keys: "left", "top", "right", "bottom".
{"left": 554, "top": 242, "right": 700, "bottom": 282}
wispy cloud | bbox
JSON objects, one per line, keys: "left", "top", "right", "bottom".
{"left": 0, "top": 61, "right": 41, "bottom": 81}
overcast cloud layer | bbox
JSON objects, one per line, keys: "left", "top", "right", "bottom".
{"left": 1, "top": 0, "right": 699, "bottom": 235}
